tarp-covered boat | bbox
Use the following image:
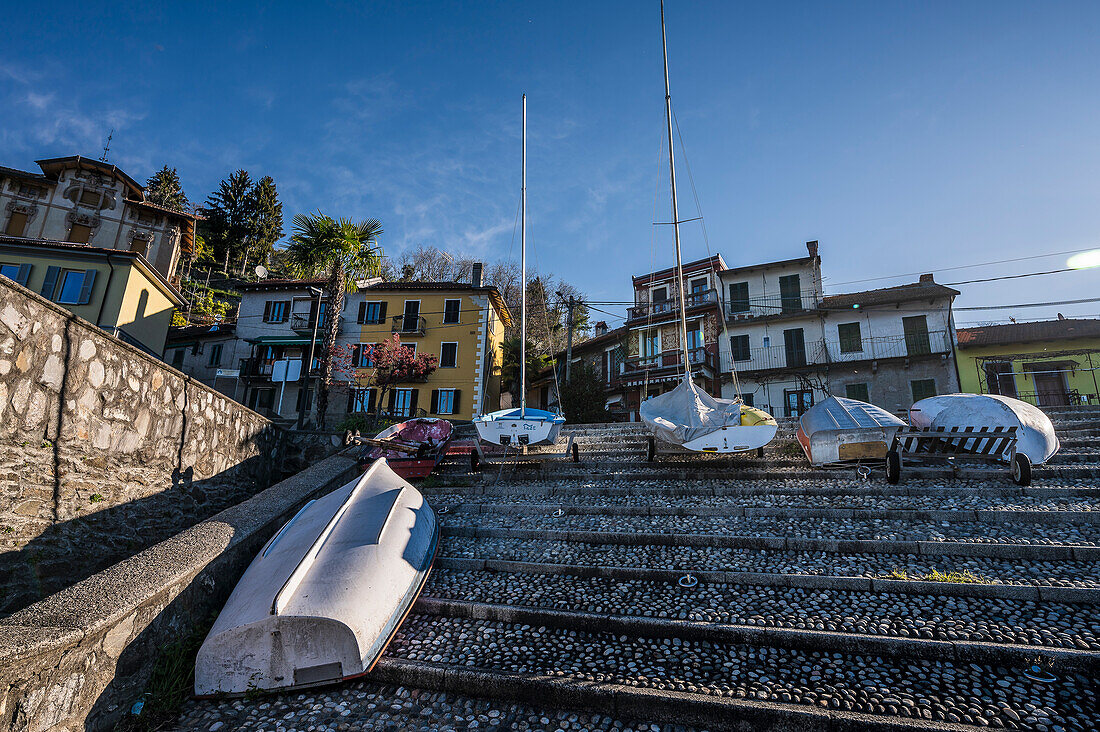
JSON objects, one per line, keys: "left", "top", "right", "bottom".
{"left": 797, "top": 396, "right": 906, "bottom": 467}
{"left": 359, "top": 417, "right": 453, "bottom": 480}
{"left": 194, "top": 460, "right": 437, "bottom": 696}
{"left": 640, "top": 378, "right": 777, "bottom": 453}
{"left": 908, "top": 393, "right": 1060, "bottom": 465}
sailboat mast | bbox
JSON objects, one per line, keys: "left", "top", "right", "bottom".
{"left": 520, "top": 94, "right": 528, "bottom": 416}
{"left": 660, "top": 0, "right": 692, "bottom": 382}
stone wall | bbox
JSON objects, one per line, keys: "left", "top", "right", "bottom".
{"left": 0, "top": 453, "right": 360, "bottom": 732}
{"left": 0, "top": 276, "right": 277, "bottom": 616}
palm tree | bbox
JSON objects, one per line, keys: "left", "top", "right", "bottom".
{"left": 286, "top": 213, "right": 384, "bottom": 427}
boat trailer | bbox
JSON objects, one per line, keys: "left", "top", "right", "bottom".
{"left": 885, "top": 425, "right": 1032, "bottom": 486}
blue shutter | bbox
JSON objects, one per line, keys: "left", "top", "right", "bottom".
{"left": 78, "top": 269, "right": 97, "bottom": 305}
{"left": 40, "top": 266, "right": 60, "bottom": 299}
{"left": 15, "top": 264, "right": 32, "bottom": 287}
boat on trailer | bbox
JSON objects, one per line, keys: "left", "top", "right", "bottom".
{"left": 194, "top": 460, "right": 437, "bottom": 696}
{"left": 638, "top": 0, "right": 778, "bottom": 457}
{"left": 908, "top": 393, "right": 1060, "bottom": 465}
{"left": 356, "top": 417, "right": 453, "bottom": 480}
{"left": 796, "top": 395, "right": 906, "bottom": 467}
{"left": 473, "top": 94, "right": 566, "bottom": 447}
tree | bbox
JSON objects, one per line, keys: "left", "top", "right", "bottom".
{"left": 145, "top": 165, "right": 190, "bottom": 213}
{"left": 286, "top": 213, "right": 384, "bottom": 427}
{"left": 358, "top": 335, "right": 439, "bottom": 420}
{"left": 395, "top": 244, "right": 476, "bottom": 283}
{"left": 501, "top": 336, "right": 551, "bottom": 405}
{"left": 559, "top": 361, "right": 610, "bottom": 424}
{"left": 202, "top": 170, "right": 253, "bottom": 274}
{"left": 239, "top": 175, "right": 284, "bottom": 275}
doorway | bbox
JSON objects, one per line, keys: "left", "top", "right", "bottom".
{"left": 785, "top": 388, "right": 814, "bottom": 417}
{"left": 1031, "top": 365, "right": 1070, "bottom": 407}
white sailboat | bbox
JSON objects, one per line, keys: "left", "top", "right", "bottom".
{"left": 474, "top": 95, "right": 566, "bottom": 447}
{"left": 639, "top": 0, "right": 778, "bottom": 454}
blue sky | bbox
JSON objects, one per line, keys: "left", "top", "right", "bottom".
{"left": 3, "top": 1, "right": 1099, "bottom": 326}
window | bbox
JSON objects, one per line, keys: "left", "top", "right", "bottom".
{"left": 402, "top": 300, "right": 421, "bottom": 331}
{"left": 353, "top": 344, "right": 377, "bottom": 368}
{"left": 348, "top": 387, "right": 376, "bottom": 414}
{"left": 837, "top": 322, "right": 862, "bottom": 353}
{"left": 603, "top": 350, "right": 614, "bottom": 384}
{"left": 911, "top": 378, "right": 937, "bottom": 403}
{"left": 358, "top": 301, "right": 387, "bottom": 324}
{"left": 640, "top": 329, "right": 659, "bottom": 362}
{"left": 785, "top": 388, "right": 814, "bottom": 417}
{"left": 783, "top": 328, "right": 807, "bottom": 367}
{"left": 739, "top": 392, "right": 754, "bottom": 407}
{"left": 51, "top": 269, "right": 95, "bottom": 305}
{"left": 5, "top": 212, "right": 28, "bottom": 236}
{"left": 263, "top": 300, "right": 290, "bottom": 323}
{"left": 845, "top": 383, "right": 870, "bottom": 402}
{"left": 690, "top": 277, "right": 708, "bottom": 293}
{"left": 443, "top": 299, "right": 461, "bottom": 324}
{"left": 728, "top": 282, "right": 750, "bottom": 313}
{"left": 68, "top": 224, "right": 92, "bottom": 244}
{"left": 171, "top": 349, "right": 186, "bottom": 369}
{"left": 296, "top": 387, "right": 314, "bottom": 412}
{"left": 80, "top": 190, "right": 103, "bottom": 208}
{"left": 983, "top": 361, "right": 1017, "bottom": 398}
{"left": 686, "top": 327, "right": 703, "bottom": 357}
{"left": 402, "top": 342, "right": 417, "bottom": 357}
{"left": 730, "top": 334, "right": 750, "bottom": 362}
{"left": 248, "top": 387, "right": 275, "bottom": 411}
{"left": 440, "top": 342, "right": 458, "bottom": 368}
{"left": 432, "top": 388, "right": 460, "bottom": 415}
{"left": 779, "top": 274, "right": 801, "bottom": 313}
{"left": 903, "top": 315, "right": 932, "bottom": 356}
{"left": 208, "top": 343, "right": 223, "bottom": 367}
{"left": 652, "top": 286, "right": 668, "bottom": 303}
{"left": 129, "top": 237, "right": 148, "bottom": 256}
{"left": 390, "top": 388, "right": 417, "bottom": 417}
{"left": 0, "top": 263, "right": 31, "bottom": 286}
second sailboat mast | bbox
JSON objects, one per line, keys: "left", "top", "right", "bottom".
{"left": 661, "top": 0, "right": 691, "bottom": 382}
{"left": 520, "top": 94, "right": 527, "bottom": 416}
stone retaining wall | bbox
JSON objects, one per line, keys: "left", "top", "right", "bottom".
{"left": 0, "top": 452, "right": 360, "bottom": 732}
{"left": 0, "top": 276, "right": 278, "bottom": 615}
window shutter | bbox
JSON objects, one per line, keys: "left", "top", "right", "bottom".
{"left": 357, "top": 302, "right": 366, "bottom": 324}
{"left": 387, "top": 389, "right": 396, "bottom": 414}
{"left": 409, "top": 388, "right": 419, "bottom": 415}
{"left": 281, "top": 300, "right": 291, "bottom": 322}
{"left": 78, "top": 269, "right": 97, "bottom": 305}
{"left": 352, "top": 345, "right": 361, "bottom": 366}
{"left": 377, "top": 301, "right": 387, "bottom": 323}
{"left": 263, "top": 301, "right": 271, "bottom": 321}
{"left": 347, "top": 389, "right": 355, "bottom": 413}
{"left": 367, "top": 388, "right": 376, "bottom": 414}
{"left": 15, "top": 264, "right": 32, "bottom": 287}
{"left": 40, "top": 266, "right": 60, "bottom": 299}
{"left": 430, "top": 389, "right": 439, "bottom": 414}
{"left": 452, "top": 389, "right": 461, "bottom": 415}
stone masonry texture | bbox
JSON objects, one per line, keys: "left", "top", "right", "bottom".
{"left": 0, "top": 276, "right": 277, "bottom": 616}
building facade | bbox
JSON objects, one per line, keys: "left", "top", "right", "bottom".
{"left": 956, "top": 318, "right": 1100, "bottom": 406}
{"left": 0, "top": 156, "right": 196, "bottom": 280}
{"left": 163, "top": 324, "right": 243, "bottom": 398}
{"left": 0, "top": 237, "right": 185, "bottom": 354}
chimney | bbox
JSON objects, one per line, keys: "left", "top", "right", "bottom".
{"left": 806, "top": 240, "right": 819, "bottom": 258}
{"left": 919, "top": 273, "right": 934, "bottom": 283}
{"left": 594, "top": 320, "right": 608, "bottom": 335}
{"left": 471, "top": 262, "right": 483, "bottom": 287}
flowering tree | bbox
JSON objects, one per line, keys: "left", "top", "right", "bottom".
{"left": 357, "top": 334, "right": 438, "bottom": 418}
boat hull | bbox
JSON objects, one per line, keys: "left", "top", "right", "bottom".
{"left": 796, "top": 396, "right": 906, "bottom": 467}
{"left": 473, "top": 408, "right": 565, "bottom": 446}
{"left": 909, "top": 394, "right": 1060, "bottom": 465}
{"left": 680, "top": 423, "right": 778, "bottom": 453}
{"left": 194, "top": 460, "right": 437, "bottom": 696}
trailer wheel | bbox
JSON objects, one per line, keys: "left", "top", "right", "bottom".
{"left": 885, "top": 450, "right": 902, "bottom": 484}
{"left": 1012, "top": 453, "right": 1032, "bottom": 486}
{"left": 757, "top": 447, "right": 765, "bottom": 459}
{"left": 470, "top": 450, "right": 480, "bottom": 472}
{"left": 647, "top": 437, "right": 656, "bottom": 463}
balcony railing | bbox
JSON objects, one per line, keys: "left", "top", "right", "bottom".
{"left": 290, "top": 312, "right": 342, "bottom": 335}
{"left": 724, "top": 340, "right": 829, "bottom": 372}
{"left": 726, "top": 293, "right": 821, "bottom": 320}
{"left": 627, "top": 289, "right": 718, "bottom": 322}
{"left": 621, "top": 346, "right": 719, "bottom": 375}
{"left": 391, "top": 314, "right": 427, "bottom": 336}
{"left": 720, "top": 330, "right": 952, "bottom": 372}
{"left": 239, "top": 356, "right": 320, "bottom": 379}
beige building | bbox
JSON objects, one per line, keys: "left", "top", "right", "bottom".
{"left": 0, "top": 237, "right": 185, "bottom": 354}
{"left": 0, "top": 156, "right": 196, "bottom": 279}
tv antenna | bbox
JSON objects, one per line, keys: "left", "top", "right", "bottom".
{"left": 99, "top": 129, "right": 114, "bottom": 162}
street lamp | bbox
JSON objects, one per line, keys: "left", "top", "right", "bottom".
{"left": 296, "top": 286, "right": 324, "bottom": 429}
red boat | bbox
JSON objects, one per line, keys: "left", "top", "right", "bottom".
{"left": 357, "top": 418, "right": 453, "bottom": 480}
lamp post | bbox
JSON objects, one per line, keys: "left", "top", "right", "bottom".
{"left": 296, "top": 286, "right": 323, "bottom": 429}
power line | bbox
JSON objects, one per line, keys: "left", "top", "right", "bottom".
{"left": 954, "top": 296, "right": 1100, "bottom": 311}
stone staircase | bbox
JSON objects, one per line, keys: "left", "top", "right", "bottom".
{"left": 177, "top": 407, "right": 1100, "bottom": 731}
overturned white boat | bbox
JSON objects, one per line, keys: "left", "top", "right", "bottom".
{"left": 908, "top": 393, "right": 1060, "bottom": 465}
{"left": 640, "top": 378, "right": 777, "bottom": 453}
{"left": 194, "top": 460, "right": 437, "bottom": 696}
{"left": 797, "top": 396, "right": 906, "bottom": 467}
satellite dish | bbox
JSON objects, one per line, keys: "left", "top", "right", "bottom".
{"left": 255, "top": 265, "right": 269, "bottom": 279}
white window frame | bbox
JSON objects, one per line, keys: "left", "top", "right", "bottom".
{"left": 443, "top": 299, "right": 461, "bottom": 324}
{"left": 437, "top": 388, "right": 456, "bottom": 415}
{"left": 440, "top": 342, "right": 458, "bottom": 368}
{"left": 393, "top": 388, "right": 414, "bottom": 417}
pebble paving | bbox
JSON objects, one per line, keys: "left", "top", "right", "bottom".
{"left": 425, "top": 569, "right": 1100, "bottom": 650}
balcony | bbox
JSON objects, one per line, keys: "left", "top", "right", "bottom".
{"left": 239, "top": 356, "right": 320, "bottom": 379}
{"left": 627, "top": 289, "right": 718, "bottom": 324}
{"left": 725, "top": 340, "right": 829, "bottom": 373}
{"left": 290, "top": 312, "right": 342, "bottom": 335}
{"left": 617, "top": 346, "right": 718, "bottom": 380}
{"left": 725, "top": 293, "right": 820, "bottom": 320}
{"left": 391, "top": 314, "right": 427, "bottom": 336}
{"left": 824, "top": 330, "right": 952, "bottom": 363}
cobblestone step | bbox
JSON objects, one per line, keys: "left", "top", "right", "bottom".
{"left": 423, "top": 568, "right": 1100, "bottom": 654}
{"left": 378, "top": 612, "right": 1096, "bottom": 730}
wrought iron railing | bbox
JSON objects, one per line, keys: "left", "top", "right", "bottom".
{"left": 627, "top": 288, "right": 718, "bottom": 322}
{"left": 290, "top": 312, "right": 341, "bottom": 334}
{"left": 725, "top": 293, "right": 821, "bottom": 319}
{"left": 391, "top": 314, "right": 427, "bottom": 336}
{"left": 621, "top": 346, "right": 719, "bottom": 375}
{"left": 824, "top": 330, "right": 951, "bottom": 363}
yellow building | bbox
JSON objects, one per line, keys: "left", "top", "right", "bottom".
{"left": 0, "top": 237, "right": 185, "bottom": 354}
{"left": 956, "top": 318, "right": 1100, "bottom": 407}
{"left": 348, "top": 279, "right": 512, "bottom": 421}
